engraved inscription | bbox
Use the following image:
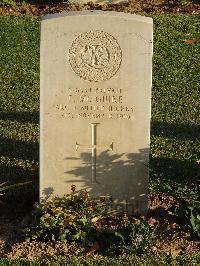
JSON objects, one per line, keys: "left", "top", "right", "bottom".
{"left": 68, "top": 31, "right": 122, "bottom": 82}
{"left": 55, "top": 87, "right": 135, "bottom": 120}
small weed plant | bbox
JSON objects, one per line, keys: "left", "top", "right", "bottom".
{"left": 175, "top": 193, "right": 200, "bottom": 239}
{"left": 22, "top": 186, "right": 156, "bottom": 255}
{"left": 188, "top": 205, "right": 200, "bottom": 239}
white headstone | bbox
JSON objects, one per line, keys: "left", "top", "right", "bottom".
{"left": 40, "top": 11, "right": 153, "bottom": 214}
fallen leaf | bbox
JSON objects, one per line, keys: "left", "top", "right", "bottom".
{"left": 91, "top": 217, "right": 99, "bottom": 223}
{"left": 182, "top": 38, "right": 198, "bottom": 44}
{"left": 64, "top": 214, "right": 77, "bottom": 225}
{"left": 86, "top": 241, "right": 100, "bottom": 256}
{"left": 96, "top": 222, "right": 103, "bottom": 232}
{"left": 170, "top": 248, "right": 183, "bottom": 257}
{"left": 170, "top": 223, "right": 177, "bottom": 229}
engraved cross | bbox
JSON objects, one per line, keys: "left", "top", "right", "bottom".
{"left": 76, "top": 123, "right": 113, "bottom": 183}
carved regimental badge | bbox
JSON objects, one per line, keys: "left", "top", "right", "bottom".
{"left": 68, "top": 30, "right": 122, "bottom": 82}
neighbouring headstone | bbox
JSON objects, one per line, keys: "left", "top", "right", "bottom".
{"left": 40, "top": 11, "right": 153, "bottom": 214}
{"left": 80, "top": 0, "right": 128, "bottom": 4}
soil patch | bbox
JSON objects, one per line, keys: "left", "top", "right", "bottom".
{"left": 0, "top": 0, "right": 199, "bottom": 16}
{"left": 0, "top": 194, "right": 199, "bottom": 259}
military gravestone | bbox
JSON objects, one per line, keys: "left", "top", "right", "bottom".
{"left": 40, "top": 11, "right": 153, "bottom": 214}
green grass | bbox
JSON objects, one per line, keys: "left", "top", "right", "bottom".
{"left": 1, "top": 253, "right": 200, "bottom": 266}
{"left": 0, "top": 15, "right": 40, "bottom": 213}
{"left": 150, "top": 15, "right": 200, "bottom": 199}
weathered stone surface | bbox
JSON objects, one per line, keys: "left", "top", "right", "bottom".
{"left": 40, "top": 11, "right": 153, "bottom": 214}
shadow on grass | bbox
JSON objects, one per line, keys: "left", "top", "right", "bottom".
{"left": 151, "top": 121, "right": 200, "bottom": 140}
{"left": 0, "top": 111, "right": 39, "bottom": 124}
{"left": 1, "top": 112, "right": 199, "bottom": 216}
{"left": 0, "top": 111, "right": 39, "bottom": 217}
{"left": 150, "top": 120, "right": 199, "bottom": 189}
{"left": 150, "top": 157, "right": 198, "bottom": 184}
{"left": 0, "top": 163, "right": 39, "bottom": 218}
{"left": 0, "top": 138, "right": 39, "bottom": 161}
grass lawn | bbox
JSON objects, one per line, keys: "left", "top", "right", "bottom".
{"left": 0, "top": 15, "right": 39, "bottom": 215}
{"left": 0, "top": 14, "right": 200, "bottom": 264}
{"left": 151, "top": 14, "right": 200, "bottom": 199}
{"left": 1, "top": 253, "right": 200, "bottom": 266}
